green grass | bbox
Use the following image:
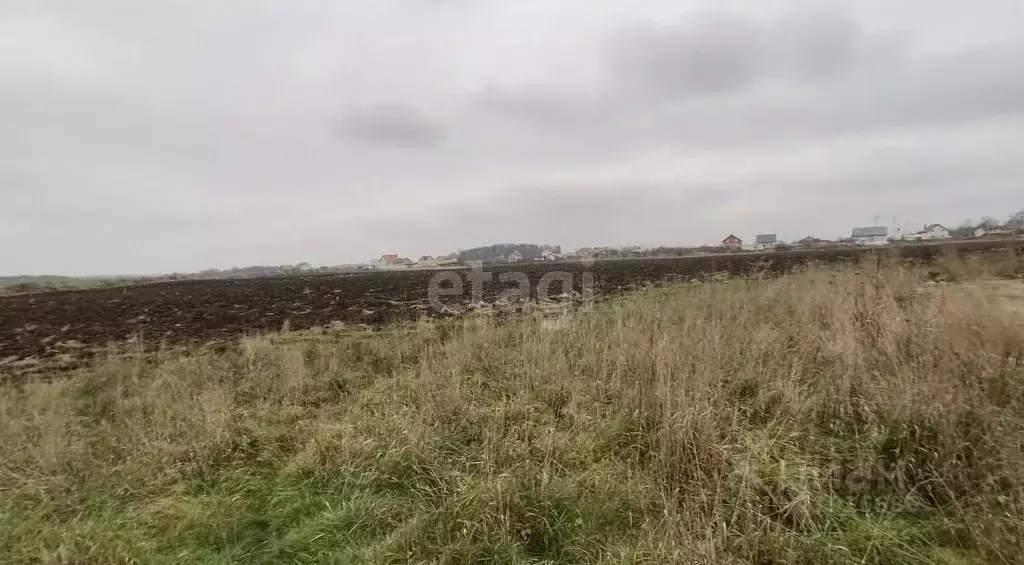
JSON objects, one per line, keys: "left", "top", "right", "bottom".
{"left": 2, "top": 263, "right": 1024, "bottom": 564}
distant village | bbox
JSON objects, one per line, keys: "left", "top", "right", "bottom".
{"left": 176, "top": 215, "right": 1024, "bottom": 279}
{"left": 362, "top": 218, "right": 1024, "bottom": 272}
{"left": 6, "top": 215, "right": 1022, "bottom": 292}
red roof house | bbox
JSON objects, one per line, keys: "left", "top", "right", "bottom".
{"left": 721, "top": 234, "right": 742, "bottom": 248}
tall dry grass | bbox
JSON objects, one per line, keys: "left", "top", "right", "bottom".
{"left": 1, "top": 261, "right": 1023, "bottom": 564}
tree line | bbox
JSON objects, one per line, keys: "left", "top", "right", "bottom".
{"left": 456, "top": 243, "right": 560, "bottom": 263}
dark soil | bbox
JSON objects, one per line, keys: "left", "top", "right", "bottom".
{"left": 2, "top": 241, "right": 1020, "bottom": 371}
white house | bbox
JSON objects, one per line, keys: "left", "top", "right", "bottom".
{"left": 753, "top": 234, "right": 779, "bottom": 250}
{"left": 541, "top": 249, "right": 560, "bottom": 261}
{"left": 414, "top": 255, "right": 440, "bottom": 268}
{"left": 375, "top": 254, "right": 412, "bottom": 270}
{"left": 852, "top": 226, "right": 889, "bottom": 246}
{"left": 507, "top": 249, "right": 524, "bottom": 263}
{"left": 902, "top": 224, "right": 951, "bottom": 242}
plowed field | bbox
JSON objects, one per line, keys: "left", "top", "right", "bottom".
{"left": 2, "top": 241, "right": 1020, "bottom": 372}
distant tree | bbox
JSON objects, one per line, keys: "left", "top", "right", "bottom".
{"left": 1008, "top": 209, "right": 1024, "bottom": 228}
{"left": 457, "top": 243, "right": 554, "bottom": 264}
{"left": 979, "top": 216, "right": 1002, "bottom": 228}
{"left": 951, "top": 220, "right": 976, "bottom": 239}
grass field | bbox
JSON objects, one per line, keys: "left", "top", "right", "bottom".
{"left": 2, "top": 261, "right": 1023, "bottom": 564}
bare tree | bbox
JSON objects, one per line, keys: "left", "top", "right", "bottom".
{"left": 951, "top": 219, "right": 976, "bottom": 239}
{"left": 1008, "top": 209, "right": 1024, "bottom": 228}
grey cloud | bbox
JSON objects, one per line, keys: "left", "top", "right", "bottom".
{"left": 470, "top": 30, "right": 1024, "bottom": 161}
{"left": 603, "top": 12, "right": 766, "bottom": 97}
{"left": 2, "top": 1, "right": 1024, "bottom": 275}
{"left": 472, "top": 85, "right": 601, "bottom": 127}
{"left": 776, "top": 11, "right": 866, "bottom": 79}
{"left": 469, "top": 9, "right": 922, "bottom": 147}
{"left": 600, "top": 10, "right": 910, "bottom": 99}
{"left": 335, "top": 104, "right": 446, "bottom": 148}
{"left": 858, "top": 44, "right": 1024, "bottom": 128}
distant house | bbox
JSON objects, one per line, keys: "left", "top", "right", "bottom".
{"left": 753, "top": 234, "right": 779, "bottom": 250}
{"left": 541, "top": 249, "right": 560, "bottom": 261}
{"left": 852, "top": 226, "right": 889, "bottom": 246}
{"left": 375, "top": 254, "right": 411, "bottom": 270}
{"left": 902, "top": 224, "right": 951, "bottom": 242}
{"left": 436, "top": 255, "right": 459, "bottom": 266}
{"left": 375, "top": 254, "right": 397, "bottom": 269}
{"left": 507, "top": 249, "right": 524, "bottom": 263}
{"left": 721, "top": 234, "right": 742, "bottom": 249}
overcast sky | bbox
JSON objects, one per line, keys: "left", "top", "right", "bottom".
{"left": 2, "top": 0, "right": 1023, "bottom": 275}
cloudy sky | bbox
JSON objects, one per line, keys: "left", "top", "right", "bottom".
{"left": 2, "top": 0, "right": 1023, "bottom": 275}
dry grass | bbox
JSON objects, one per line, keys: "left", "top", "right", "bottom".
{"left": 1, "top": 261, "right": 1023, "bottom": 564}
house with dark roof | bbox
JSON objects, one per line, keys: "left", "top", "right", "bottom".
{"left": 852, "top": 226, "right": 889, "bottom": 246}
{"left": 753, "top": 234, "right": 779, "bottom": 250}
